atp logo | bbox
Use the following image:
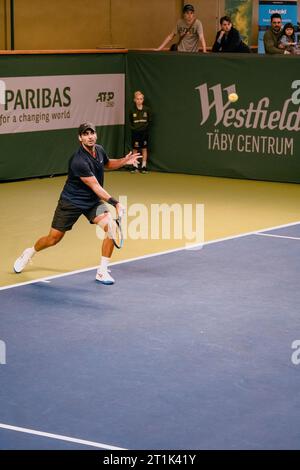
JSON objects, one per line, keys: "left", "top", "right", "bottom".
{"left": 96, "top": 91, "right": 115, "bottom": 107}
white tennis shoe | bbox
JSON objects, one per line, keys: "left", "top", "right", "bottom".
{"left": 96, "top": 268, "right": 115, "bottom": 285}
{"left": 14, "top": 248, "right": 34, "bottom": 273}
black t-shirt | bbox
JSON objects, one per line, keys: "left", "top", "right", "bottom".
{"left": 129, "top": 105, "right": 152, "bottom": 132}
{"left": 61, "top": 144, "right": 109, "bottom": 210}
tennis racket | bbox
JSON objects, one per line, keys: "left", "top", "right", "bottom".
{"left": 109, "top": 215, "right": 124, "bottom": 249}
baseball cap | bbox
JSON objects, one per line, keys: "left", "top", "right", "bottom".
{"left": 183, "top": 4, "right": 194, "bottom": 13}
{"left": 78, "top": 122, "right": 96, "bottom": 135}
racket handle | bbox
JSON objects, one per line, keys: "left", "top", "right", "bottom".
{"left": 118, "top": 208, "right": 125, "bottom": 219}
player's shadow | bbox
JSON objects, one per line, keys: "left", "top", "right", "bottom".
{"left": 6, "top": 265, "right": 72, "bottom": 275}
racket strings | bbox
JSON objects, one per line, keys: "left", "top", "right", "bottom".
{"left": 108, "top": 217, "right": 123, "bottom": 248}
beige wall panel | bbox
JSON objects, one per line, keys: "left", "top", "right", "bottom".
{"left": 0, "top": 0, "right": 5, "bottom": 49}
{"left": 191, "top": 0, "right": 220, "bottom": 46}
{"left": 0, "top": 0, "right": 8, "bottom": 49}
{"left": 252, "top": 0, "right": 258, "bottom": 44}
{"left": 110, "top": 0, "right": 182, "bottom": 49}
{"left": 3, "top": 1, "right": 300, "bottom": 51}
{"left": 14, "top": 0, "right": 111, "bottom": 49}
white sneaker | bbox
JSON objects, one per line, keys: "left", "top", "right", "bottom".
{"left": 95, "top": 268, "right": 115, "bottom": 285}
{"left": 14, "top": 248, "right": 34, "bottom": 273}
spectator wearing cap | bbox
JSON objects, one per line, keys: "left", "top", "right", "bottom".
{"left": 13, "top": 123, "right": 141, "bottom": 285}
{"left": 212, "top": 16, "right": 250, "bottom": 53}
{"left": 156, "top": 3, "right": 207, "bottom": 53}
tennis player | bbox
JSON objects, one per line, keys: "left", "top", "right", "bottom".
{"left": 13, "top": 122, "right": 141, "bottom": 285}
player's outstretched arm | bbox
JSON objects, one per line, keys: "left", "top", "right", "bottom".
{"left": 105, "top": 151, "right": 142, "bottom": 170}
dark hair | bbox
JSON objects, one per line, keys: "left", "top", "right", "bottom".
{"left": 271, "top": 13, "right": 282, "bottom": 21}
{"left": 283, "top": 22, "right": 295, "bottom": 32}
{"left": 183, "top": 4, "right": 194, "bottom": 13}
{"left": 220, "top": 15, "right": 232, "bottom": 25}
{"left": 282, "top": 22, "right": 295, "bottom": 40}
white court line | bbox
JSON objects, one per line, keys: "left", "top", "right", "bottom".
{"left": 0, "top": 423, "right": 126, "bottom": 450}
{"left": 1, "top": 220, "right": 300, "bottom": 292}
{"left": 256, "top": 233, "right": 300, "bottom": 241}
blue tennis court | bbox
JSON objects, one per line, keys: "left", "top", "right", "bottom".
{"left": 1, "top": 222, "right": 300, "bottom": 450}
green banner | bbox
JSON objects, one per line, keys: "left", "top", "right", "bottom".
{"left": 0, "top": 54, "right": 126, "bottom": 180}
{"left": 225, "top": 0, "right": 253, "bottom": 44}
{"left": 3, "top": 51, "right": 300, "bottom": 184}
{"left": 126, "top": 51, "right": 300, "bottom": 184}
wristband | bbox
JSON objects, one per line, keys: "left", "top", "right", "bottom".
{"left": 107, "top": 197, "right": 119, "bottom": 207}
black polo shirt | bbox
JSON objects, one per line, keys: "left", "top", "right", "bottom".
{"left": 129, "top": 105, "right": 152, "bottom": 132}
{"left": 61, "top": 144, "right": 109, "bottom": 210}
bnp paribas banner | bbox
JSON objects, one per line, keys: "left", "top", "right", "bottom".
{"left": 126, "top": 52, "right": 300, "bottom": 184}
{"left": 0, "top": 74, "right": 124, "bottom": 135}
{"left": 0, "top": 53, "right": 126, "bottom": 180}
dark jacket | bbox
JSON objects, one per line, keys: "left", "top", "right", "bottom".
{"left": 212, "top": 27, "right": 250, "bottom": 53}
{"left": 263, "top": 28, "right": 285, "bottom": 54}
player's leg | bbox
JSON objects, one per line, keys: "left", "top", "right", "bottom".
{"left": 130, "top": 148, "right": 140, "bottom": 173}
{"left": 141, "top": 147, "right": 148, "bottom": 173}
{"left": 13, "top": 229, "right": 65, "bottom": 273}
{"left": 90, "top": 204, "right": 115, "bottom": 285}
{"left": 13, "top": 198, "right": 80, "bottom": 274}
{"left": 140, "top": 131, "right": 149, "bottom": 173}
{"left": 130, "top": 130, "right": 142, "bottom": 173}
{"left": 34, "top": 228, "right": 65, "bottom": 251}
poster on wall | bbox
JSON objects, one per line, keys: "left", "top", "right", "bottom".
{"left": 225, "top": 0, "right": 253, "bottom": 44}
{"left": 258, "top": 1, "right": 298, "bottom": 53}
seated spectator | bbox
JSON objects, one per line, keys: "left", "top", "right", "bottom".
{"left": 212, "top": 16, "right": 250, "bottom": 53}
{"left": 263, "top": 13, "right": 290, "bottom": 54}
{"left": 278, "top": 22, "right": 297, "bottom": 54}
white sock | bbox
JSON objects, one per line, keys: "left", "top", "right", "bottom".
{"left": 99, "top": 256, "right": 110, "bottom": 271}
{"left": 142, "top": 162, "right": 146, "bottom": 168}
